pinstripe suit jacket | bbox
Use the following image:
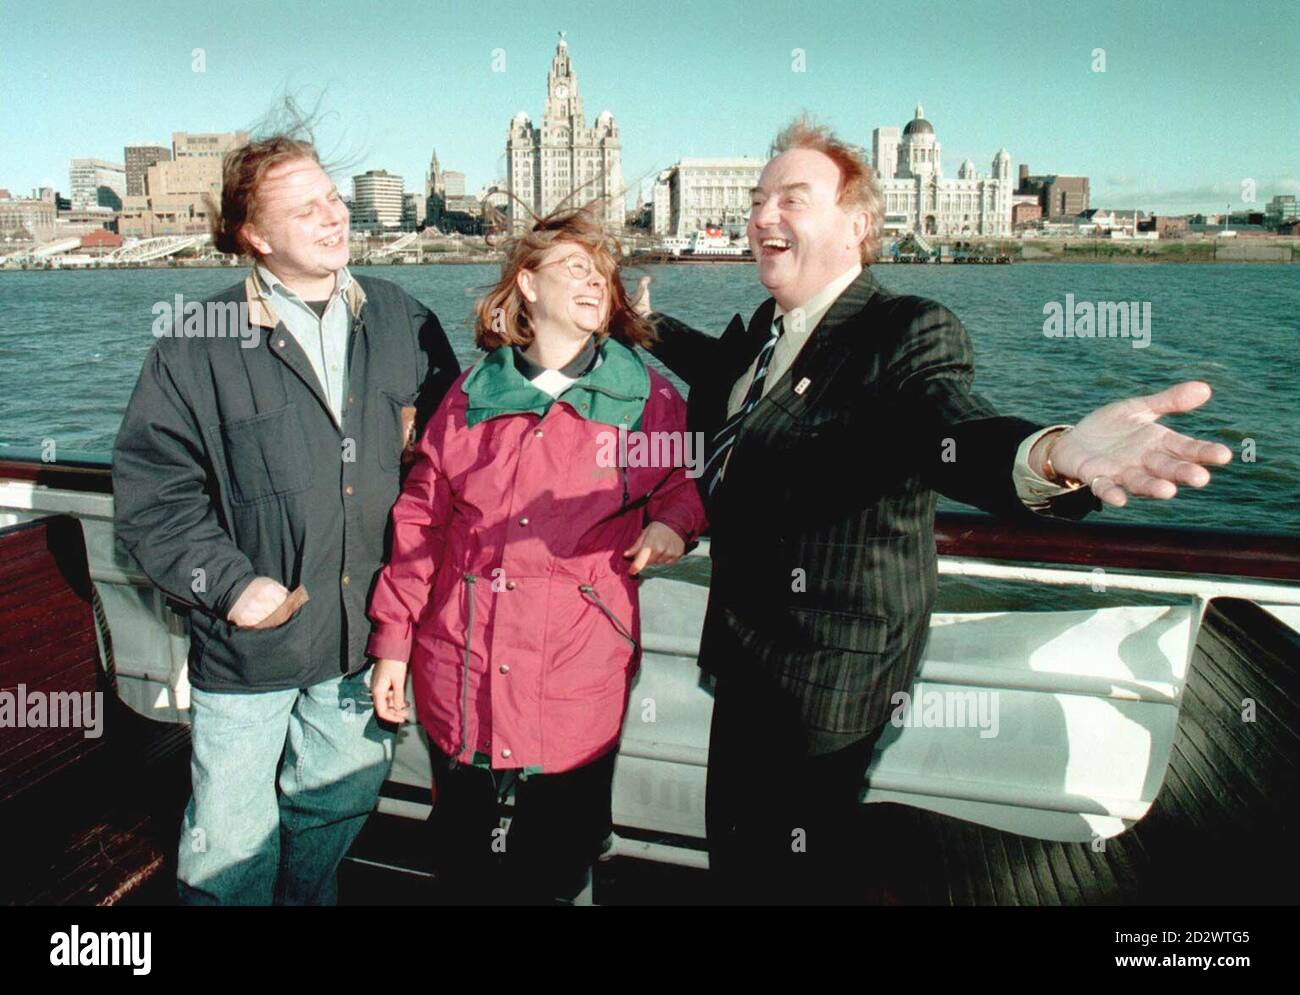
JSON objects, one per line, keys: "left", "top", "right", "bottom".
{"left": 651, "top": 267, "right": 1096, "bottom": 754}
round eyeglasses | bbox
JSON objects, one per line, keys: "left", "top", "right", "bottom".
{"left": 543, "top": 253, "right": 595, "bottom": 280}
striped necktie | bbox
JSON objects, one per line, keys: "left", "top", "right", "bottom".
{"left": 699, "top": 314, "right": 785, "bottom": 500}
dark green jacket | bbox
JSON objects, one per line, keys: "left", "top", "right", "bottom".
{"left": 112, "top": 271, "right": 459, "bottom": 692}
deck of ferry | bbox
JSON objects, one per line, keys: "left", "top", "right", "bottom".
{"left": 1, "top": 456, "right": 1297, "bottom": 905}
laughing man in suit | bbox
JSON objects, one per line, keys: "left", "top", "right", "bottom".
{"left": 635, "top": 117, "right": 1233, "bottom": 904}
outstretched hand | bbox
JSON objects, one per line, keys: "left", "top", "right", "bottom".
{"left": 1047, "top": 380, "right": 1232, "bottom": 508}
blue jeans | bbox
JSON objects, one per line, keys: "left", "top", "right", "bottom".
{"left": 177, "top": 666, "right": 394, "bottom": 905}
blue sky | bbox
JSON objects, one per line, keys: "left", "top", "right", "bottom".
{"left": 2, "top": 0, "right": 1296, "bottom": 214}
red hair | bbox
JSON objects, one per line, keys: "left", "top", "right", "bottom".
{"left": 771, "top": 115, "right": 885, "bottom": 264}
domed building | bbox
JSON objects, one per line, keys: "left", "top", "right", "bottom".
{"left": 871, "top": 104, "right": 1012, "bottom": 237}
{"left": 505, "top": 33, "right": 624, "bottom": 231}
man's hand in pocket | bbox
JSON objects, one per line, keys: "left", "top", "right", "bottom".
{"left": 228, "top": 576, "right": 290, "bottom": 627}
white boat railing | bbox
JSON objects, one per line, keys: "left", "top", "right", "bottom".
{"left": 2, "top": 471, "right": 1297, "bottom": 864}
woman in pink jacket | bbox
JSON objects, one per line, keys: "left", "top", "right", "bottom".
{"left": 367, "top": 209, "right": 707, "bottom": 903}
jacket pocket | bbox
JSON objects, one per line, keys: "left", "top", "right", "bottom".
{"left": 216, "top": 600, "right": 310, "bottom": 686}
{"left": 787, "top": 607, "right": 889, "bottom": 655}
{"left": 215, "top": 404, "right": 311, "bottom": 505}
{"left": 778, "top": 608, "right": 891, "bottom": 734}
{"left": 378, "top": 390, "right": 417, "bottom": 471}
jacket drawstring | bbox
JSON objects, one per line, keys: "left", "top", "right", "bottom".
{"left": 459, "top": 573, "right": 477, "bottom": 758}
{"left": 578, "top": 584, "right": 638, "bottom": 651}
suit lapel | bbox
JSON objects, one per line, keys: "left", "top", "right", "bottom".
{"left": 759, "top": 267, "right": 880, "bottom": 414}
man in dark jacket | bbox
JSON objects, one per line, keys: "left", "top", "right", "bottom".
{"left": 112, "top": 137, "right": 458, "bottom": 904}
{"left": 638, "top": 118, "right": 1232, "bottom": 904}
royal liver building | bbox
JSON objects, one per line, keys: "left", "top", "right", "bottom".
{"left": 506, "top": 34, "right": 624, "bottom": 231}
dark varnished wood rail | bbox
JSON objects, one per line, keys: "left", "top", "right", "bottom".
{"left": 933, "top": 513, "right": 1299, "bottom": 584}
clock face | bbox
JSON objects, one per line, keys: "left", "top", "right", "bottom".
{"left": 556, "top": 84, "right": 568, "bottom": 99}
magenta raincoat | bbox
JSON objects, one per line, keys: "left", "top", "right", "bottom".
{"left": 367, "top": 336, "right": 707, "bottom": 774}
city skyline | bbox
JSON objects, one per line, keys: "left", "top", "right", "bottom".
{"left": 2, "top": 0, "right": 1296, "bottom": 216}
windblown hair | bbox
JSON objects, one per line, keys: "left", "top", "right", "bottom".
{"left": 474, "top": 207, "right": 656, "bottom": 351}
{"left": 771, "top": 115, "right": 885, "bottom": 265}
{"left": 210, "top": 136, "right": 320, "bottom": 258}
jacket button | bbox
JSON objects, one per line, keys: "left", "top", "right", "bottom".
{"left": 518, "top": 517, "right": 529, "bottom": 526}
{"left": 500, "top": 748, "right": 512, "bottom": 759}
{"left": 341, "top": 574, "right": 350, "bottom": 587}
{"left": 277, "top": 339, "right": 286, "bottom": 348}
{"left": 505, "top": 580, "right": 517, "bottom": 591}
{"left": 533, "top": 429, "right": 544, "bottom": 439}
{"left": 347, "top": 394, "right": 355, "bottom": 406}
{"left": 499, "top": 664, "right": 510, "bottom": 675}
{"left": 344, "top": 484, "right": 354, "bottom": 496}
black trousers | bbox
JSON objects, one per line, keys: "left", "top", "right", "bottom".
{"left": 428, "top": 747, "right": 616, "bottom": 904}
{"left": 705, "top": 674, "right": 886, "bottom": 905}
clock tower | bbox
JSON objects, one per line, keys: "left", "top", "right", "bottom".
{"left": 544, "top": 32, "right": 583, "bottom": 124}
{"left": 505, "top": 33, "right": 624, "bottom": 231}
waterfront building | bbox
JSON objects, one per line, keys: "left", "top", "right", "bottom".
{"left": 872, "top": 105, "right": 1013, "bottom": 236}
{"left": 76, "top": 229, "right": 124, "bottom": 255}
{"left": 872, "top": 127, "right": 900, "bottom": 183}
{"left": 55, "top": 209, "right": 118, "bottom": 236}
{"left": 68, "top": 159, "right": 126, "bottom": 211}
{"left": 425, "top": 150, "right": 443, "bottom": 200}
{"left": 424, "top": 150, "right": 446, "bottom": 227}
{"left": 402, "top": 192, "right": 426, "bottom": 231}
{"left": 650, "top": 172, "right": 672, "bottom": 235}
{"left": 1011, "top": 193, "right": 1042, "bottom": 230}
{"left": 1266, "top": 194, "right": 1297, "bottom": 225}
{"left": 505, "top": 33, "right": 623, "bottom": 230}
{"left": 118, "top": 131, "right": 248, "bottom": 238}
{"left": 651, "top": 158, "right": 765, "bottom": 237}
{"left": 1018, "top": 164, "right": 1090, "bottom": 219}
{"left": 1079, "top": 208, "right": 1146, "bottom": 235}
{"left": 0, "top": 189, "right": 57, "bottom": 242}
{"left": 124, "top": 144, "right": 171, "bottom": 197}
{"left": 1150, "top": 216, "right": 1190, "bottom": 238}
{"left": 351, "top": 170, "right": 404, "bottom": 231}
{"left": 438, "top": 194, "right": 484, "bottom": 235}
{"left": 442, "top": 170, "right": 466, "bottom": 198}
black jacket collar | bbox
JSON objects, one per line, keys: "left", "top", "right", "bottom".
{"left": 743, "top": 267, "right": 881, "bottom": 407}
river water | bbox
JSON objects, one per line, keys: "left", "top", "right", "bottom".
{"left": 1, "top": 262, "right": 1296, "bottom": 534}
